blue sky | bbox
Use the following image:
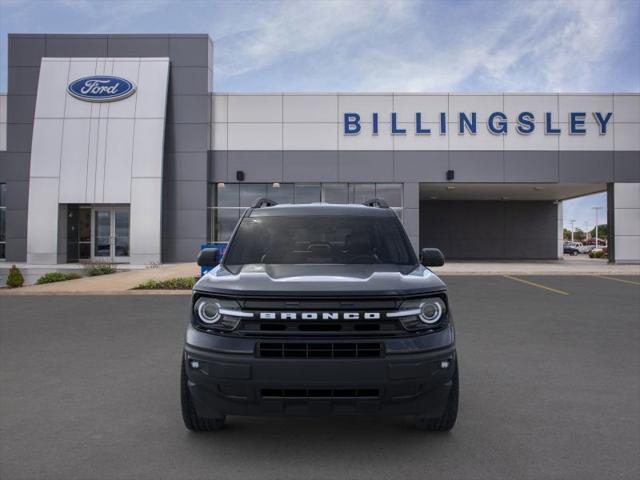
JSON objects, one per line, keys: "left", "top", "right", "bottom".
{"left": 1, "top": 0, "right": 638, "bottom": 229}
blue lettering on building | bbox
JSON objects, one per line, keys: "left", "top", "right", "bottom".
{"left": 516, "top": 112, "right": 535, "bottom": 134}
{"left": 487, "top": 112, "right": 508, "bottom": 135}
{"left": 569, "top": 112, "right": 587, "bottom": 135}
{"left": 68, "top": 76, "right": 136, "bottom": 102}
{"left": 344, "top": 113, "right": 361, "bottom": 134}
{"left": 593, "top": 112, "right": 612, "bottom": 134}
{"left": 342, "top": 111, "right": 613, "bottom": 136}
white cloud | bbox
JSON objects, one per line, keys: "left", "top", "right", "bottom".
{"left": 213, "top": 0, "right": 636, "bottom": 92}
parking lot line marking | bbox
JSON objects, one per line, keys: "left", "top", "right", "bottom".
{"left": 502, "top": 275, "right": 570, "bottom": 295}
{"left": 593, "top": 275, "right": 640, "bottom": 286}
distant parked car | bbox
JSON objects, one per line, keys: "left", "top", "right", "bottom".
{"left": 564, "top": 244, "right": 580, "bottom": 256}
{"left": 564, "top": 242, "right": 585, "bottom": 255}
{"left": 580, "top": 244, "right": 596, "bottom": 254}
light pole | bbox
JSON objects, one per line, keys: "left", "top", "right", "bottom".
{"left": 592, "top": 206, "right": 604, "bottom": 248}
{"left": 570, "top": 219, "right": 576, "bottom": 242}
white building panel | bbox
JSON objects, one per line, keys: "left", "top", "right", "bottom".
{"left": 613, "top": 94, "right": 640, "bottom": 123}
{"left": 393, "top": 123, "right": 448, "bottom": 150}
{"left": 614, "top": 123, "right": 640, "bottom": 151}
{"left": 559, "top": 123, "right": 614, "bottom": 150}
{"left": 283, "top": 94, "right": 338, "bottom": 123}
{"left": 65, "top": 60, "right": 97, "bottom": 118}
{"left": 449, "top": 94, "right": 503, "bottom": 120}
{"left": 559, "top": 94, "right": 613, "bottom": 123}
{"left": 102, "top": 119, "right": 134, "bottom": 203}
{"left": 393, "top": 95, "right": 448, "bottom": 124}
{"left": 26, "top": 177, "right": 60, "bottom": 264}
{"left": 132, "top": 119, "right": 165, "bottom": 178}
{"left": 212, "top": 94, "right": 228, "bottom": 123}
{"left": 130, "top": 177, "right": 162, "bottom": 261}
{"left": 615, "top": 208, "right": 640, "bottom": 236}
{"left": 27, "top": 57, "right": 168, "bottom": 264}
{"left": 504, "top": 94, "right": 558, "bottom": 122}
{"left": 448, "top": 123, "right": 504, "bottom": 150}
{"left": 211, "top": 123, "right": 228, "bottom": 150}
{"left": 34, "top": 59, "right": 70, "bottom": 119}
{"left": 614, "top": 183, "right": 640, "bottom": 208}
{"left": 85, "top": 118, "right": 100, "bottom": 202}
{"left": 106, "top": 60, "right": 140, "bottom": 119}
{"left": 58, "top": 118, "right": 91, "bottom": 203}
{"left": 135, "top": 60, "right": 170, "bottom": 119}
{"left": 228, "top": 94, "right": 282, "bottom": 123}
{"left": 504, "top": 127, "right": 559, "bottom": 150}
{"left": 228, "top": 123, "right": 283, "bottom": 150}
{"left": 338, "top": 94, "right": 393, "bottom": 123}
{"left": 338, "top": 122, "right": 393, "bottom": 150}
{"left": 30, "top": 119, "right": 64, "bottom": 177}
{"left": 283, "top": 123, "right": 338, "bottom": 150}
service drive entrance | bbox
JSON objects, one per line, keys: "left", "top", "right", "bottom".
{"left": 66, "top": 205, "right": 130, "bottom": 263}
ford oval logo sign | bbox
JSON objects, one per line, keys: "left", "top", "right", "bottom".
{"left": 67, "top": 76, "right": 136, "bottom": 102}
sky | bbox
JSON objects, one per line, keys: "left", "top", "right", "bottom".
{"left": 1, "top": 0, "right": 638, "bottom": 229}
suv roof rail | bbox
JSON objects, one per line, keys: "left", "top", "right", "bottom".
{"left": 252, "top": 198, "right": 279, "bottom": 208}
{"left": 362, "top": 198, "right": 389, "bottom": 209}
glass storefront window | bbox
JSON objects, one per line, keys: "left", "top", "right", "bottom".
{"left": 240, "top": 184, "right": 268, "bottom": 207}
{"left": 207, "top": 182, "right": 403, "bottom": 242}
{"left": 349, "top": 184, "right": 376, "bottom": 204}
{"left": 322, "top": 183, "right": 348, "bottom": 204}
{"left": 267, "top": 183, "right": 294, "bottom": 204}
{"left": 294, "top": 184, "right": 321, "bottom": 203}
{"left": 375, "top": 184, "right": 402, "bottom": 208}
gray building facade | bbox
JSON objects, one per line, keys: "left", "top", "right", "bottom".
{"left": 0, "top": 34, "right": 638, "bottom": 264}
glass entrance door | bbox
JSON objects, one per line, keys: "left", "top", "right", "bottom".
{"left": 92, "top": 206, "right": 130, "bottom": 262}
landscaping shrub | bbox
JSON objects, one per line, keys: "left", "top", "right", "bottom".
{"left": 589, "top": 250, "right": 605, "bottom": 259}
{"left": 134, "top": 277, "right": 197, "bottom": 290}
{"left": 6, "top": 264, "right": 24, "bottom": 288}
{"left": 36, "top": 272, "right": 83, "bottom": 285}
{"left": 85, "top": 263, "right": 117, "bottom": 276}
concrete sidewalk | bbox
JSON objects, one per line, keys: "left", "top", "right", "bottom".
{"left": 1, "top": 258, "right": 638, "bottom": 294}
{"left": 434, "top": 257, "right": 640, "bottom": 276}
{"left": 0, "top": 263, "right": 199, "bottom": 295}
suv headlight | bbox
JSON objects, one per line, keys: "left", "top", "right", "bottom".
{"left": 193, "top": 296, "right": 249, "bottom": 331}
{"left": 390, "top": 297, "right": 447, "bottom": 331}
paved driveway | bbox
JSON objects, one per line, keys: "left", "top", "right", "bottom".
{"left": 1, "top": 275, "right": 639, "bottom": 480}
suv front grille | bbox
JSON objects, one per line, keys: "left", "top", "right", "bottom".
{"left": 257, "top": 342, "right": 383, "bottom": 359}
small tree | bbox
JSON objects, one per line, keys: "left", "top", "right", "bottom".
{"left": 6, "top": 264, "right": 24, "bottom": 288}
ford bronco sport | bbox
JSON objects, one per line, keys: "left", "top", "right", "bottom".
{"left": 181, "top": 199, "right": 458, "bottom": 431}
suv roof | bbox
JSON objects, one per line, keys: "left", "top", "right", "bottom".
{"left": 248, "top": 203, "right": 397, "bottom": 217}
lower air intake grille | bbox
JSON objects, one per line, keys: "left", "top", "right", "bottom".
{"left": 258, "top": 342, "right": 383, "bottom": 359}
{"left": 261, "top": 388, "right": 380, "bottom": 399}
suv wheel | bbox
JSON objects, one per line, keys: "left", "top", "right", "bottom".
{"left": 180, "top": 358, "right": 226, "bottom": 431}
{"left": 414, "top": 365, "right": 459, "bottom": 432}
{"left": 572, "top": 250, "right": 579, "bottom": 256}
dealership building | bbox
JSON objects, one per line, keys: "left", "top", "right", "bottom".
{"left": 0, "top": 33, "right": 638, "bottom": 265}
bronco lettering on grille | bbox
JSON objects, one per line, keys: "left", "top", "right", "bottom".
{"left": 258, "top": 312, "right": 381, "bottom": 320}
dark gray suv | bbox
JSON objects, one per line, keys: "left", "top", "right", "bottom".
{"left": 181, "top": 199, "right": 458, "bottom": 431}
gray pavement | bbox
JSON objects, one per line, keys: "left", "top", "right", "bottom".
{"left": 1, "top": 275, "right": 639, "bottom": 480}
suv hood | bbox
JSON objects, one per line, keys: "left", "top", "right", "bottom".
{"left": 195, "top": 264, "right": 446, "bottom": 297}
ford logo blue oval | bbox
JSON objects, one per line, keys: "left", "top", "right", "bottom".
{"left": 67, "top": 76, "right": 136, "bottom": 102}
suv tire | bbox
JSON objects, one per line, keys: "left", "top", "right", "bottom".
{"left": 181, "top": 358, "right": 226, "bottom": 431}
{"left": 414, "top": 365, "right": 459, "bottom": 432}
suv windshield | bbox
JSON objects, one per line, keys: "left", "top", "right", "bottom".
{"left": 223, "top": 214, "right": 417, "bottom": 272}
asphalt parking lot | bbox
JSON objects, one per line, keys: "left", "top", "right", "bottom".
{"left": 1, "top": 275, "right": 639, "bottom": 480}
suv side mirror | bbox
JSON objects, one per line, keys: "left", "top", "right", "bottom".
{"left": 420, "top": 248, "right": 445, "bottom": 267}
{"left": 197, "top": 248, "right": 220, "bottom": 268}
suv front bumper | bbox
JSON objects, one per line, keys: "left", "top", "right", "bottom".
{"left": 183, "top": 323, "right": 456, "bottom": 418}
